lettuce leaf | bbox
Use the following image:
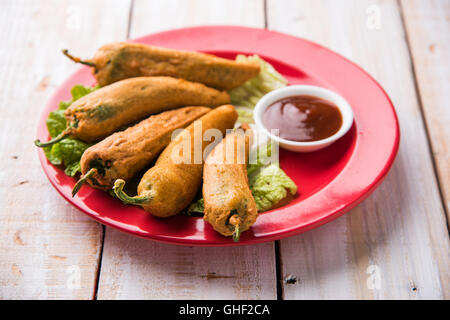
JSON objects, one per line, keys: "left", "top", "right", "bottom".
{"left": 247, "top": 142, "right": 297, "bottom": 212}
{"left": 247, "top": 142, "right": 273, "bottom": 177}
{"left": 186, "top": 198, "right": 205, "bottom": 216}
{"left": 43, "top": 84, "right": 98, "bottom": 176}
{"left": 46, "top": 109, "right": 67, "bottom": 138}
{"left": 58, "top": 84, "right": 98, "bottom": 111}
{"left": 249, "top": 164, "right": 297, "bottom": 212}
{"left": 70, "top": 84, "right": 98, "bottom": 101}
{"left": 65, "top": 161, "right": 82, "bottom": 176}
{"left": 229, "top": 54, "right": 287, "bottom": 110}
{"left": 236, "top": 108, "right": 255, "bottom": 124}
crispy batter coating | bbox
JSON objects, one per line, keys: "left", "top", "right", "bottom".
{"left": 203, "top": 127, "right": 257, "bottom": 237}
{"left": 80, "top": 106, "right": 211, "bottom": 190}
{"left": 88, "top": 42, "right": 260, "bottom": 90}
{"left": 137, "top": 105, "right": 238, "bottom": 217}
{"left": 64, "top": 76, "right": 230, "bottom": 142}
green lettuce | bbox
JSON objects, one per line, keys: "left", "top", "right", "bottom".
{"left": 249, "top": 164, "right": 297, "bottom": 212}
{"left": 236, "top": 108, "right": 255, "bottom": 124}
{"left": 186, "top": 198, "right": 204, "bottom": 216}
{"left": 247, "top": 142, "right": 297, "bottom": 212}
{"left": 247, "top": 142, "right": 273, "bottom": 177}
{"left": 43, "top": 84, "right": 98, "bottom": 176}
{"left": 229, "top": 54, "right": 287, "bottom": 110}
{"left": 46, "top": 109, "right": 67, "bottom": 138}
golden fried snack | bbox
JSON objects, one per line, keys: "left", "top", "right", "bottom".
{"left": 203, "top": 126, "right": 257, "bottom": 241}
{"left": 63, "top": 42, "right": 260, "bottom": 90}
{"left": 72, "top": 107, "right": 211, "bottom": 196}
{"left": 35, "top": 77, "right": 229, "bottom": 147}
{"left": 113, "top": 105, "right": 238, "bottom": 217}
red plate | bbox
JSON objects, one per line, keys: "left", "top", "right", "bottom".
{"left": 37, "top": 26, "right": 399, "bottom": 246}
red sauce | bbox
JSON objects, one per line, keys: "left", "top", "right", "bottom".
{"left": 262, "top": 95, "right": 342, "bottom": 142}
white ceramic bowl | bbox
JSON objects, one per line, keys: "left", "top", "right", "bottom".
{"left": 253, "top": 85, "right": 354, "bottom": 152}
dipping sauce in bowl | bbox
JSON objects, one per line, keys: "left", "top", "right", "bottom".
{"left": 254, "top": 85, "right": 354, "bottom": 152}
{"left": 262, "top": 95, "right": 343, "bottom": 142}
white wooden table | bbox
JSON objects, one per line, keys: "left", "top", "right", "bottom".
{"left": 0, "top": 0, "right": 448, "bottom": 300}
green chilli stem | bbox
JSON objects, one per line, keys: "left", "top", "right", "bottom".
{"left": 113, "top": 179, "right": 153, "bottom": 205}
{"left": 34, "top": 130, "right": 70, "bottom": 148}
{"left": 232, "top": 224, "right": 241, "bottom": 242}
{"left": 62, "top": 49, "right": 96, "bottom": 68}
{"left": 35, "top": 119, "right": 78, "bottom": 148}
{"left": 72, "top": 168, "right": 97, "bottom": 197}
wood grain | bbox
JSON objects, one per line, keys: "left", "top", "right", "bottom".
{"left": 0, "top": 0, "right": 130, "bottom": 299}
{"left": 267, "top": 0, "right": 449, "bottom": 299}
{"left": 400, "top": 0, "right": 450, "bottom": 219}
{"left": 96, "top": 0, "right": 278, "bottom": 300}
{"left": 97, "top": 229, "right": 276, "bottom": 299}
{"left": 128, "top": 0, "right": 264, "bottom": 37}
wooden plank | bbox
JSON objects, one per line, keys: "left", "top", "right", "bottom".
{"left": 0, "top": 0, "right": 130, "bottom": 299}
{"left": 98, "top": 229, "right": 276, "bottom": 299}
{"left": 267, "top": 0, "right": 449, "bottom": 299}
{"left": 400, "top": 0, "right": 450, "bottom": 218}
{"left": 96, "top": 0, "right": 277, "bottom": 299}
{"left": 128, "top": 0, "right": 265, "bottom": 36}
